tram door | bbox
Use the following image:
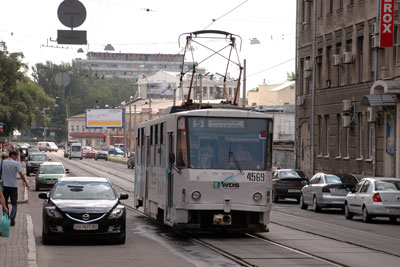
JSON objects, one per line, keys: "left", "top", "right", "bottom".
{"left": 144, "top": 136, "right": 150, "bottom": 212}
{"left": 166, "top": 132, "right": 174, "bottom": 221}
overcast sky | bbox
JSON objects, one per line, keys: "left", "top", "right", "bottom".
{"left": 0, "top": 0, "right": 296, "bottom": 91}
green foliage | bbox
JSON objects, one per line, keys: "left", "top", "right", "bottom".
{"left": 286, "top": 71, "right": 296, "bottom": 81}
{"left": 248, "top": 87, "right": 259, "bottom": 92}
{"left": 0, "top": 42, "right": 54, "bottom": 136}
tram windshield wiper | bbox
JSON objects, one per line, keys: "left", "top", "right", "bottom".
{"left": 228, "top": 142, "right": 241, "bottom": 172}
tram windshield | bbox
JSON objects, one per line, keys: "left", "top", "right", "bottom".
{"left": 180, "top": 117, "right": 271, "bottom": 170}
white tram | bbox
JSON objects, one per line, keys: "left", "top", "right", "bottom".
{"left": 134, "top": 105, "right": 274, "bottom": 232}
{"left": 134, "top": 30, "right": 273, "bottom": 232}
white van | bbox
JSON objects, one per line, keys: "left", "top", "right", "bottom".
{"left": 69, "top": 143, "right": 82, "bottom": 160}
{"left": 38, "top": 142, "right": 58, "bottom": 152}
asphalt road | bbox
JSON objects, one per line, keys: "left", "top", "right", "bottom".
{"left": 19, "top": 151, "right": 400, "bottom": 267}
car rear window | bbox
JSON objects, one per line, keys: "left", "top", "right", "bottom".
{"left": 278, "top": 170, "right": 301, "bottom": 179}
{"left": 29, "top": 154, "right": 47, "bottom": 161}
{"left": 375, "top": 180, "right": 400, "bottom": 191}
{"left": 53, "top": 181, "right": 116, "bottom": 200}
{"left": 326, "top": 174, "right": 357, "bottom": 185}
{"left": 40, "top": 165, "right": 64, "bottom": 174}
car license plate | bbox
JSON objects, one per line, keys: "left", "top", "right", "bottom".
{"left": 73, "top": 224, "right": 98, "bottom": 231}
{"left": 388, "top": 208, "right": 400, "bottom": 214}
{"left": 288, "top": 189, "right": 301, "bottom": 193}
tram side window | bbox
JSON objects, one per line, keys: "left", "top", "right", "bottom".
{"left": 155, "top": 124, "right": 159, "bottom": 166}
{"left": 177, "top": 117, "right": 188, "bottom": 167}
{"left": 136, "top": 129, "right": 140, "bottom": 165}
{"left": 140, "top": 128, "right": 145, "bottom": 165}
{"left": 160, "top": 122, "right": 165, "bottom": 168}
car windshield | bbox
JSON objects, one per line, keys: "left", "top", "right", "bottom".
{"left": 29, "top": 147, "right": 40, "bottom": 152}
{"left": 53, "top": 181, "right": 116, "bottom": 200}
{"left": 40, "top": 165, "right": 64, "bottom": 174}
{"left": 186, "top": 117, "right": 270, "bottom": 170}
{"left": 29, "top": 154, "right": 47, "bottom": 161}
{"left": 279, "top": 170, "right": 301, "bottom": 179}
{"left": 375, "top": 180, "right": 400, "bottom": 191}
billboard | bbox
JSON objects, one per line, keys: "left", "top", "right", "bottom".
{"left": 86, "top": 109, "right": 124, "bottom": 128}
{"left": 147, "top": 82, "right": 174, "bottom": 98}
{"left": 380, "top": 0, "right": 394, "bottom": 47}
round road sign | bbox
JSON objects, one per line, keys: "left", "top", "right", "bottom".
{"left": 55, "top": 72, "right": 71, "bottom": 87}
{"left": 58, "top": 0, "right": 87, "bottom": 28}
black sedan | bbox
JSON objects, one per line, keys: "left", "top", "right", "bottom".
{"left": 95, "top": 151, "right": 108, "bottom": 161}
{"left": 39, "top": 177, "right": 128, "bottom": 244}
{"left": 272, "top": 169, "right": 308, "bottom": 203}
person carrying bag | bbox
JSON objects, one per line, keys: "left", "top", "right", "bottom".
{"left": 0, "top": 212, "right": 10, "bottom": 237}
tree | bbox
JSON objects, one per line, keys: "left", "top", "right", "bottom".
{"left": 0, "top": 42, "right": 54, "bottom": 137}
{"left": 286, "top": 71, "right": 296, "bottom": 81}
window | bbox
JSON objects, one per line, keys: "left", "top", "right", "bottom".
{"left": 368, "top": 124, "right": 375, "bottom": 159}
{"left": 346, "top": 39, "right": 353, "bottom": 84}
{"left": 160, "top": 123, "right": 164, "bottom": 145}
{"left": 360, "top": 180, "right": 370, "bottom": 193}
{"left": 326, "top": 46, "right": 332, "bottom": 87}
{"left": 155, "top": 124, "right": 159, "bottom": 145}
{"left": 150, "top": 126, "right": 153, "bottom": 145}
{"left": 345, "top": 127, "right": 350, "bottom": 158}
{"left": 337, "top": 115, "right": 341, "bottom": 156}
{"left": 358, "top": 113, "right": 363, "bottom": 158}
{"left": 395, "top": 25, "right": 400, "bottom": 65}
{"left": 318, "top": 116, "right": 323, "bottom": 155}
{"left": 328, "top": 0, "right": 333, "bottom": 14}
{"left": 71, "top": 125, "right": 74, "bottom": 132}
{"left": 354, "top": 181, "right": 364, "bottom": 193}
{"left": 325, "top": 115, "right": 330, "bottom": 156}
{"left": 357, "top": 36, "right": 364, "bottom": 82}
{"left": 317, "top": 48, "right": 323, "bottom": 89}
{"left": 319, "top": 0, "right": 324, "bottom": 17}
{"left": 336, "top": 43, "right": 342, "bottom": 86}
{"left": 338, "top": 0, "right": 343, "bottom": 10}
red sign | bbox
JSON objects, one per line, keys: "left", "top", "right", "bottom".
{"left": 380, "top": 0, "right": 394, "bottom": 47}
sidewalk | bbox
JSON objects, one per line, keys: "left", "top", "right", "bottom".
{"left": 0, "top": 177, "right": 36, "bottom": 267}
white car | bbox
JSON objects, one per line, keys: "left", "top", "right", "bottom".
{"left": 344, "top": 177, "right": 400, "bottom": 223}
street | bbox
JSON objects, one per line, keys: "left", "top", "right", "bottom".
{"left": 15, "top": 151, "right": 400, "bottom": 267}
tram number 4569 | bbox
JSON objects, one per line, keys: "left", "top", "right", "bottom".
{"left": 247, "top": 172, "right": 265, "bottom": 182}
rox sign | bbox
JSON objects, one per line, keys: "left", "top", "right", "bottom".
{"left": 380, "top": 0, "right": 394, "bottom": 47}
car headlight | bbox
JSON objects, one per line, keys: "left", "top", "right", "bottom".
{"left": 191, "top": 191, "right": 201, "bottom": 200}
{"left": 108, "top": 206, "right": 125, "bottom": 219}
{"left": 45, "top": 207, "right": 63, "bottom": 218}
{"left": 253, "top": 192, "right": 263, "bottom": 201}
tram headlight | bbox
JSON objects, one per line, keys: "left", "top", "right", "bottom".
{"left": 191, "top": 191, "right": 201, "bottom": 200}
{"left": 253, "top": 192, "right": 263, "bottom": 201}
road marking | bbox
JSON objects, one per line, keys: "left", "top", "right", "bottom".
{"left": 26, "top": 214, "right": 37, "bottom": 267}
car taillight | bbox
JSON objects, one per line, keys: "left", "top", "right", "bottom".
{"left": 322, "top": 186, "right": 330, "bottom": 193}
{"left": 373, "top": 192, "right": 381, "bottom": 202}
{"left": 274, "top": 181, "right": 283, "bottom": 187}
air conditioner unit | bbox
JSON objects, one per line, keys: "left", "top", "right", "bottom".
{"left": 342, "top": 116, "right": 352, "bottom": 128}
{"left": 343, "top": 52, "right": 353, "bottom": 64}
{"left": 297, "top": 95, "right": 306, "bottom": 106}
{"left": 373, "top": 22, "right": 380, "bottom": 35}
{"left": 367, "top": 107, "right": 377, "bottom": 122}
{"left": 342, "top": 99, "right": 352, "bottom": 113}
{"left": 371, "top": 35, "right": 380, "bottom": 48}
{"left": 304, "top": 60, "right": 313, "bottom": 71}
{"left": 333, "top": 54, "right": 342, "bottom": 66}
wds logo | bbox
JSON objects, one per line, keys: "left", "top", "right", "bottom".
{"left": 213, "top": 175, "right": 239, "bottom": 189}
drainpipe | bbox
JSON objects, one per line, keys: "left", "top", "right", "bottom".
{"left": 310, "top": 0, "right": 317, "bottom": 176}
{"left": 294, "top": 0, "right": 299, "bottom": 168}
{"left": 373, "top": 0, "right": 381, "bottom": 177}
{"left": 396, "top": 99, "right": 400, "bottom": 178}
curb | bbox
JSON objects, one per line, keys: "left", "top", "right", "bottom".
{"left": 26, "top": 214, "right": 37, "bottom": 267}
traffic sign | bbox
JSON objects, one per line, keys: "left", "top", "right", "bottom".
{"left": 55, "top": 72, "right": 71, "bottom": 87}
{"left": 57, "top": 0, "right": 86, "bottom": 28}
{"left": 57, "top": 30, "right": 87, "bottom": 45}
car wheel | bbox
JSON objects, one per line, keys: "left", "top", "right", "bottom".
{"left": 80, "top": 157, "right": 82, "bottom": 160}
{"left": 105, "top": 158, "right": 108, "bottom": 161}
{"left": 95, "top": 158, "right": 98, "bottom": 161}
{"left": 272, "top": 191, "right": 279, "bottom": 203}
{"left": 344, "top": 202, "right": 353, "bottom": 220}
{"left": 115, "top": 232, "right": 126, "bottom": 245}
{"left": 312, "top": 196, "right": 321, "bottom": 213}
{"left": 26, "top": 170, "right": 30, "bottom": 176}
{"left": 69, "top": 157, "right": 71, "bottom": 160}
{"left": 299, "top": 194, "right": 308, "bottom": 210}
{"left": 35, "top": 183, "right": 40, "bottom": 191}
{"left": 362, "top": 206, "right": 371, "bottom": 223}
{"left": 389, "top": 216, "right": 398, "bottom": 223}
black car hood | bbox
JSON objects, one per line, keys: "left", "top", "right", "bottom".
{"left": 51, "top": 199, "right": 118, "bottom": 213}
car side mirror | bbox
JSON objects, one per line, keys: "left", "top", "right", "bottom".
{"left": 38, "top": 193, "right": 48, "bottom": 199}
{"left": 65, "top": 169, "right": 70, "bottom": 173}
{"left": 119, "top": 193, "right": 129, "bottom": 200}
{"left": 169, "top": 152, "right": 175, "bottom": 164}
{"left": 48, "top": 158, "right": 52, "bottom": 161}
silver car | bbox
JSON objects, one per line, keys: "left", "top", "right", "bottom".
{"left": 300, "top": 173, "right": 358, "bottom": 212}
{"left": 344, "top": 177, "right": 400, "bottom": 223}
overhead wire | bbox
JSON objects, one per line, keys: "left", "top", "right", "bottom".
{"left": 203, "top": 0, "right": 249, "bottom": 30}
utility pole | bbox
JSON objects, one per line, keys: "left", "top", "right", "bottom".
{"left": 242, "top": 59, "right": 246, "bottom": 107}
{"left": 129, "top": 102, "right": 132, "bottom": 153}
{"left": 148, "top": 98, "right": 152, "bottom": 120}
{"left": 123, "top": 107, "right": 127, "bottom": 157}
{"left": 310, "top": 0, "right": 317, "bottom": 177}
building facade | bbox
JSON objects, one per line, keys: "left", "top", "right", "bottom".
{"left": 296, "top": 0, "right": 400, "bottom": 178}
{"left": 74, "top": 52, "right": 193, "bottom": 81}
{"left": 248, "top": 81, "right": 296, "bottom": 106}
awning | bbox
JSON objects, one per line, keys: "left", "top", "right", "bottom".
{"left": 361, "top": 94, "right": 396, "bottom": 107}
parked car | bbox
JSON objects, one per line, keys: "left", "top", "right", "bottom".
{"left": 113, "top": 143, "right": 125, "bottom": 152}
{"left": 294, "top": 169, "right": 308, "bottom": 180}
{"left": 300, "top": 172, "right": 358, "bottom": 212}
{"left": 39, "top": 177, "right": 128, "bottom": 244}
{"left": 28, "top": 146, "right": 40, "bottom": 153}
{"left": 127, "top": 152, "right": 135, "bottom": 169}
{"left": 35, "top": 162, "right": 69, "bottom": 191}
{"left": 69, "top": 143, "right": 82, "bottom": 160}
{"left": 108, "top": 147, "right": 123, "bottom": 155}
{"left": 272, "top": 169, "right": 308, "bottom": 203}
{"left": 344, "top": 177, "right": 400, "bottom": 223}
{"left": 26, "top": 152, "right": 49, "bottom": 176}
{"left": 95, "top": 151, "right": 108, "bottom": 161}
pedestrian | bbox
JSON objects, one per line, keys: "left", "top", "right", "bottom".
{"left": 0, "top": 150, "right": 29, "bottom": 226}
{"left": 0, "top": 183, "right": 8, "bottom": 214}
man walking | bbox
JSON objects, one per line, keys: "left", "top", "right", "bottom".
{"left": 0, "top": 151, "right": 29, "bottom": 226}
